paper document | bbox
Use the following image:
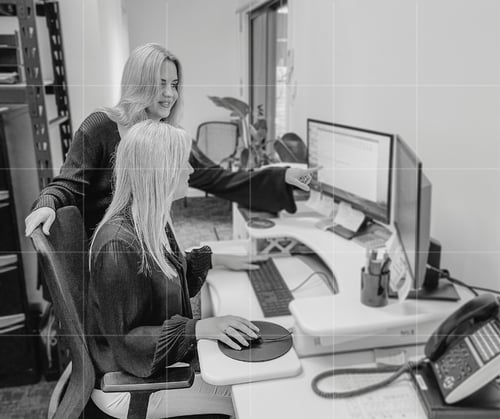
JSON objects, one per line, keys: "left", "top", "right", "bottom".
{"left": 386, "top": 233, "right": 411, "bottom": 300}
{"left": 334, "top": 201, "right": 365, "bottom": 232}
{"left": 331, "top": 372, "right": 426, "bottom": 419}
{"left": 306, "top": 190, "right": 334, "bottom": 217}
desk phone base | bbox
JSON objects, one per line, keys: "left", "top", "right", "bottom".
{"left": 431, "top": 319, "right": 500, "bottom": 403}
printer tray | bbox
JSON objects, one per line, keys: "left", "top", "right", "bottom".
{"left": 410, "top": 361, "right": 500, "bottom": 418}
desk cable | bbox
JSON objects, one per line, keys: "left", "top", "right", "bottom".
{"left": 289, "top": 271, "right": 331, "bottom": 293}
{"left": 311, "top": 359, "right": 424, "bottom": 399}
{"left": 427, "top": 265, "right": 500, "bottom": 297}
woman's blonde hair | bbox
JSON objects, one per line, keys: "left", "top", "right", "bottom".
{"left": 91, "top": 120, "right": 191, "bottom": 279}
{"left": 104, "top": 43, "right": 183, "bottom": 127}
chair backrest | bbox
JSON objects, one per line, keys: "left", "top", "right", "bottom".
{"left": 195, "top": 121, "right": 239, "bottom": 168}
{"left": 274, "top": 132, "right": 308, "bottom": 164}
{"left": 30, "top": 206, "right": 95, "bottom": 419}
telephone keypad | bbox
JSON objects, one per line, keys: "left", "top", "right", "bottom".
{"left": 468, "top": 320, "right": 500, "bottom": 363}
{"left": 432, "top": 319, "right": 500, "bottom": 401}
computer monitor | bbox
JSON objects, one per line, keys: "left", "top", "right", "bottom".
{"left": 393, "top": 136, "right": 432, "bottom": 290}
{"left": 307, "top": 120, "right": 394, "bottom": 224}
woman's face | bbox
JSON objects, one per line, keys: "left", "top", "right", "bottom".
{"left": 146, "top": 60, "right": 179, "bottom": 121}
{"left": 172, "top": 161, "right": 194, "bottom": 201}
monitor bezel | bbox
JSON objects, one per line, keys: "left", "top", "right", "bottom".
{"left": 393, "top": 136, "right": 423, "bottom": 288}
{"left": 306, "top": 119, "right": 394, "bottom": 225}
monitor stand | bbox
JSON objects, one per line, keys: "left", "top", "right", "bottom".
{"left": 329, "top": 223, "right": 357, "bottom": 239}
{"left": 314, "top": 218, "right": 358, "bottom": 240}
{"left": 389, "top": 281, "right": 460, "bottom": 302}
{"left": 314, "top": 212, "right": 368, "bottom": 241}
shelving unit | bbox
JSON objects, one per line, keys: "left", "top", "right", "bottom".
{"left": 0, "top": 0, "right": 72, "bottom": 188}
{"left": 0, "top": 0, "right": 73, "bottom": 384}
{"left": 0, "top": 105, "right": 40, "bottom": 387}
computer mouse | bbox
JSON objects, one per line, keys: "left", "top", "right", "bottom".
{"left": 227, "top": 332, "right": 262, "bottom": 349}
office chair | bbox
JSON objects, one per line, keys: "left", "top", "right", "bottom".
{"left": 195, "top": 121, "right": 239, "bottom": 170}
{"left": 273, "top": 132, "right": 307, "bottom": 164}
{"left": 31, "top": 206, "right": 227, "bottom": 419}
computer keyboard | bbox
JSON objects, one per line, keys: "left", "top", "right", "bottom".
{"left": 248, "top": 258, "right": 294, "bottom": 317}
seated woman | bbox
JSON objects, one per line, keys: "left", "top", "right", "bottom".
{"left": 87, "top": 120, "right": 258, "bottom": 418}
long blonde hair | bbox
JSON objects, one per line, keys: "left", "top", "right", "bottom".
{"left": 91, "top": 120, "right": 191, "bottom": 279}
{"left": 104, "top": 43, "right": 183, "bottom": 127}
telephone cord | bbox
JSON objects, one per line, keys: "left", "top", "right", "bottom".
{"left": 311, "top": 359, "right": 423, "bottom": 399}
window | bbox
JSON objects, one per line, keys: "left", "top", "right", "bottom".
{"left": 249, "top": 0, "right": 288, "bottom": 141}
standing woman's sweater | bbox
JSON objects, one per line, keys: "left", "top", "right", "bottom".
{"left": 32, "top": 112, "right": 296, "bottom": 236}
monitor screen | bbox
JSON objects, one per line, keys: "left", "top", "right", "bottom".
{"left": 307, "top": 120, "right": 394, "bottom": 224}
{"left": 394, "top": 136, "right": 432, "bottom": 290}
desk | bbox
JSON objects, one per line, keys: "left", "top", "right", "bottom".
{"left": 197, "top": 207, "right": 470, "bottom": 418}
{"left": 208, "top": 211, "right": 470, "bottom": 354}
{"left": 231, "top": 352, "right": 427, "bottom": 419}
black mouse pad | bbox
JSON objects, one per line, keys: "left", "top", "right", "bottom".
{"left": 218, "top": 321, "right": 292, "bottom": 362}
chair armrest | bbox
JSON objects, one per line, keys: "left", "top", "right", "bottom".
{"left": 101, "top": 364, "right": 194, "bottom": 392}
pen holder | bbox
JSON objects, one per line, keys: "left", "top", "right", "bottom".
{"left": 360, "top": 267, "right": 389, "bottom": 307}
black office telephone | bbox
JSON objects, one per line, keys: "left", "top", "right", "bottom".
{"left": 312, "top": 293, "right": 500, "bottom": 404}
{"left": 424, "top": 293, "right": 500, "bottom": 403}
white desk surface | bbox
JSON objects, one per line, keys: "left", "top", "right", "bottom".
{"left": 245, "top": 213, "right": 469, "bottom": 338}
{"left": 198, "top": 209, "right": 469, "bottom": 418}
{"left": 231, "top": 353, "right": 427, "bottom": 419}
{"left": 197, "top": 339, "right": 301, "bottom": 386}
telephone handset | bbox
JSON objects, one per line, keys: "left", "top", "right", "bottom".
{"left": 424, "top": 293, "right": 500, "bottom": 404}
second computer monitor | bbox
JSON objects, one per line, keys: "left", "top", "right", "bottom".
{"left": 394, "top": 136, "right": 432, "bottom": 290}
{"left": 307, "top": 120, "right": 394, "bottom": 224}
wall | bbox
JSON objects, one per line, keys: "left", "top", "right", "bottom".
{"left": 165, "top": 0, "right": 245, "bottom": 139}
{"left": 287, "top": 0, "right": 334, "bottom": 137}
{"left": 36, "top": 0, "right": 129, "bottom": 169}
{"left": 288, "top": 0, "right": 500, "bottom": 290}
{"left": 57, "top": 0, "right": 129, "bottom": 128}
{"left": 124, "top": 0, "right": 168, "bottom": 51}
{"left": 124, "top": 0, "right": 247, "bottom": 196}
{"left": 125, "top": 0, "right": 248, "bottom": 139}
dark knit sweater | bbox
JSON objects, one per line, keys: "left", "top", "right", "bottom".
{"left": 32, "top": 112, "right": 296, "bottom": 235}
{"left": 87, "top": 216, "right": 210, "bottom": 378}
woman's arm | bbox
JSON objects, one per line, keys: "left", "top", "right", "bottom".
{"left": 31, "top": 113, "right": 107, "bottom": 213}
{"left": 26, "top": 113, "right": 110, "bottom": 237}
{"left": 91, "top": 239, "right": 197, "bottom": 378}
{"left": 188, "top": 142, "right": 297, "bottom": 214}
{"left": 185, "top": 245, "right": 212, "bottom": 297}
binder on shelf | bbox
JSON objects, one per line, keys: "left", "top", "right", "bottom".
{"left": 0, "top": 189, "right": 9, "bottom": 201}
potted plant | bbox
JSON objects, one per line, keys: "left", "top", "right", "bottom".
{"left": 207, "top": 96, "right": 279, "bottom": 170}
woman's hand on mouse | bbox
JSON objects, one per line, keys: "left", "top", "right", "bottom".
{"left": 195, "top": 315, "right": 260, "bottom": 350}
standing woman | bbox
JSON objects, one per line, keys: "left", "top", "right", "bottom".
{"left": 25, "top": 43, "right": 316, "bottom": 238}
{"left": 88, "top": 120, "right": 257, "bottom": 418}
